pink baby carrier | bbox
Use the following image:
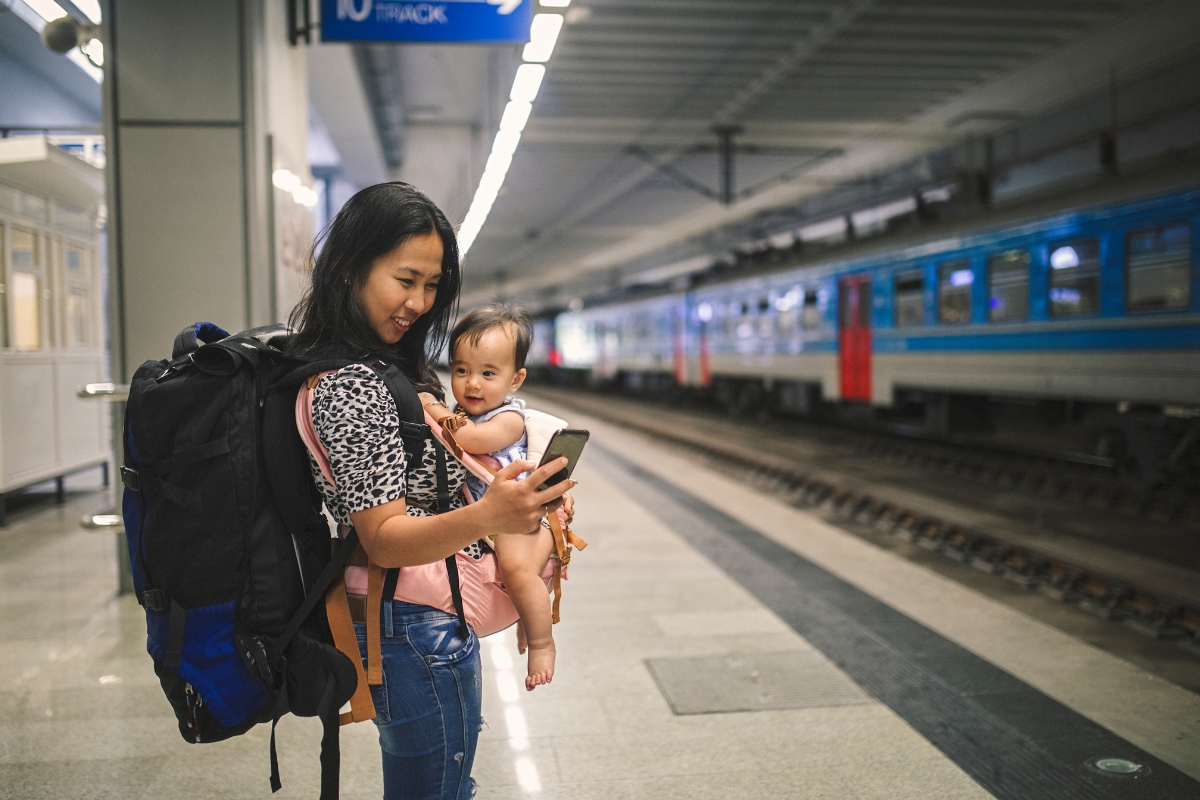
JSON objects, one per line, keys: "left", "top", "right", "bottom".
{"left": 294, "top": 373, "right": 584, "bottom": 726}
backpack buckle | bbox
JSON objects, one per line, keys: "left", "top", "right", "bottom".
{"left": 141, "top": 589, "right": 169, "bottom": 612}
{"left": 120, "top": 467, "right": 141, "bottom": 491}
{"left": 400, "top": 422, "right": 429, "bottom": 440}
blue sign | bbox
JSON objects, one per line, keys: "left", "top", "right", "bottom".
{"left": 321, "top": 0, "right": 532, "bottom": 43}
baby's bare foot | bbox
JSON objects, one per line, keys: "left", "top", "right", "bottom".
{"left": 525, "top": 640, "right": 555, "bottom": 691}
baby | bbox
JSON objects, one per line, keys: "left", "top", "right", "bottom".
{"left": 422, "top": 305, "right": 559, "bottom": 690}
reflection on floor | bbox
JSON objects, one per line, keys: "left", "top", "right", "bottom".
{"left": 0, "top": 465, "right": 991, "bottom": 799}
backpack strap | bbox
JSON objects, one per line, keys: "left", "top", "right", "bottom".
{"left": 368, "top": 361, "right": 430, "bottom": 475}
{"left": 435, "top": 444, "right": 470, "bottom": 640}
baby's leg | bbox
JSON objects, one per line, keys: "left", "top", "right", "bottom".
{"left": 493, "top": 524, "right": 556, "bottom": 690}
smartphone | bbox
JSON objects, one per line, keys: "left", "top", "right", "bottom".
{"left": 536, "top": 429, "right": 590, "bottom": 490}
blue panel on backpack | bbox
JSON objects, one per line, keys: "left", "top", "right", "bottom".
{"left": 147, "top": 600, "right": 268, "bottom": 729}
{"left": 194, "top": 322, "right": 229, "bottom": 344}
{"left": 121, "top": 488, "right": 147, "bottom": 595}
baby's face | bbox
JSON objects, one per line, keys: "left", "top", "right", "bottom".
{"left": 451, "top": 326, "right": 527, "bottom": 417}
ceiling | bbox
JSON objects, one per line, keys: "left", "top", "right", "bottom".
{"left": 309, "top": 0, "right": 1200, "bottom": 310}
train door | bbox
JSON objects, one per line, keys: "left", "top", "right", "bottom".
{"left": 671, "top": 305, "right": 687, "bottom": 385}
{"left": 838, "top": 275, "right": 872, "bottom": 401}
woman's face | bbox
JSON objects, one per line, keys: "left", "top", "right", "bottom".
{"left": 355, "top": 231, "right": 444, "bottom": 344}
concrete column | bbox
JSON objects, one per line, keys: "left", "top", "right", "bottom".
{"left": 99, "top": 0, "right": 311, "bottom": 593}
{"left": 102, "top": 0, "right": 311, "bottom": 382}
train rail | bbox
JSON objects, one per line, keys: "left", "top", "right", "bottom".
{"left": 528, "top": 385, "right": 1200, "bottom": 655}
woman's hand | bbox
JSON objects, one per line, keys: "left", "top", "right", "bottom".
{"left": 418, "top": 391, "right": 443, "bottom": 408}
{"left": 477, "top": 458, "right": 574, "bottom": 536}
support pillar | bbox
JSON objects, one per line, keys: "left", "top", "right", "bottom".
{"left": 100, "top": 0, "right": 311, "bottom": 592}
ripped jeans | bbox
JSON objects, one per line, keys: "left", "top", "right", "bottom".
{"left": 355, "top": 600, "right": 482, "bottom": 800}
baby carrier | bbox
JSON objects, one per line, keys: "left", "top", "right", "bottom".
{"left": 295, "top": 371, "right": 588, "bottom": 727}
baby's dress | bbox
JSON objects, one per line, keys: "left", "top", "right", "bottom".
{"left": 464, "top": 397, "right": 527, "bottom": 501}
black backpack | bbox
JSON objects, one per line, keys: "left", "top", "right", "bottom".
{"left": 120, "top": 322, "right": 462, "bottom": 799}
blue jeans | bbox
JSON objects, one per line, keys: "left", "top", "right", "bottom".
{"left": 355, "top": 601, "right": 482, "bottom": 800}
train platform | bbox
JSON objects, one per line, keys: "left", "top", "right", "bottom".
{"left": 1, "top": 406, "right": 1198, "bottom": 800}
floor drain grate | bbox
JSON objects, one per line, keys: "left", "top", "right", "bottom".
{"left": 1085, "top": 757, "right": 1150, "bottom": 779}
{"left": 645, "top": 651, "right": 872, "bottom": 715}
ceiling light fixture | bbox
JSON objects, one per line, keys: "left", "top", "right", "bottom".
{"left": 499, "top": 100, "right": 533, "bottom": 133}
{"left": 522, "top": 13, "right": 563, "bottom": 63}
{"left": 24, "top": 0, "right": 67, "bottom": 22}
{"left": 539, "top": 0, "right": 571, "bottom": 7}
{"left": 459, "top": 12, "right": 566, "bottom": 256}
{"left": 509, "top": 64, "right": 546, "bottom": 103}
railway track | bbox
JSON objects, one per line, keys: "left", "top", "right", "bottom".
{"left": 528, "top": 385, "right": 1200, "bottom": 656}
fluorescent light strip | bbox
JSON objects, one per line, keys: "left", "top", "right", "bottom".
{"left": 459, "top": 17, "right": 565, "bottom": 256}
{"left": 23, "top": 0, "right": 66, "bottom": 22}
{"left": 272, "top": 168, "right": 319, "bottom": 208}
{"left": 522, "top": 13, "right": 563, "bottom": 63}
{"left": 509, "top": 63, "right": 545, "bottom": 103}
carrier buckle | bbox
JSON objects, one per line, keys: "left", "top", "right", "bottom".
{"left": 120, "top": 466, "right": 141, "bottom": 491}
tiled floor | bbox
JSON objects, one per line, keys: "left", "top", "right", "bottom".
{"left": 0, "top": 455, "right": 995, "bottom": 799}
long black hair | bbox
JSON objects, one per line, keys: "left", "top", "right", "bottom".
{"left": 287, "top": 182, "right": 460, "bottom": 395}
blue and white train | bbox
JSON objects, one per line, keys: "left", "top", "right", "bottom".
{"left": 546, "top": 176, "right": 1200, "bottom": 470}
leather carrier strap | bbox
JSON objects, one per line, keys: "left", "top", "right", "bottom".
{"left": 324, "top": 560, "right": 375, "bottom": 726}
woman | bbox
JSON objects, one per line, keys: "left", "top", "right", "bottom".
{"left": 287, "top": 182, "right": 571, "bottom": 799}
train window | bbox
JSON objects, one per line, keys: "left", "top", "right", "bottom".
{"left": 9, "top": 227, "right": 42, "bottom": 351}
{"left": 801, "top": 288, "right": 820, "bottom": 330}
{"left": 1048, "top": 237, "right": 1100, "bottom": 317}
{"left": 987, "top": 249, "right": 1030, "bottom": 322}
{"left": 894, "top": 270, "right": 925, "bottom": 327}
{"left": 937, "top": 260, "right": 973, "bottom": 324}
{"left": 1126, "top": 224, "right": 1191, "bottom": 312}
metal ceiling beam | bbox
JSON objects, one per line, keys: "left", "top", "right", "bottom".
{"left": 353, "top": 44, "right": 406, "bottom": 171}
{"left": 713, "top": 0, "right": 880, "bottom": 124}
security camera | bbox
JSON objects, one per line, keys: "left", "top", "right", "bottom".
{"left": 41, "top": 16, "right": 101, "bottom": 55}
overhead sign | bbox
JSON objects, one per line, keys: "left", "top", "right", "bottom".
{"left": 321, "top": 0, "right": 532, "bottom": 43}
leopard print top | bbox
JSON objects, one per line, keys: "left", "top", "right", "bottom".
{"left": 307, "top": 364, "right": 487, "bottom": 560}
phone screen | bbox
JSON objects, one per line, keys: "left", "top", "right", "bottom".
{"left": 536, "top": 429, "right": 590, "bottom": 490}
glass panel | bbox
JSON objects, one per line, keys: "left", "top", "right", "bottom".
{"left": 987, "top": 249, "right": 1030, "bottom": 322}
{"left": 800, "top": 288, "right": 821, "bottom": 330}
{"left": 47, "top": 237, "right": 56, "bottom": 348}
{"left": 66, "top": 244, "right": 86, "bottom": 277}
{"left": 10, "top": 228, "right": 36, "bottom": 269}
{"left": 1126, "top": 224, "right": 1191, "bottom": 312}
{"left": 894, "top": 270, "right": 925, "bottom": 327}
{"left": 938, "top": 260, "right": 973, "bottom": 324}
{"left": 1048, "top": 237, "right": 1100, "bottom": 317}
{"left": 67, "top": 287, "right": 91, "bottom": 346}
{"left": 12, "top": 271, "right": 41, "bottom": 350}
{"left": 9, "top": 228, "right": 42, "bottom": 350}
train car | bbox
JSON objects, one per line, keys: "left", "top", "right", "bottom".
{"left": 0, "top": 137, "right": 110, "bottom": 521}
{"left": 524, "top": 316, "right": 560, "bottom": 374}
{"left": 555, "top": 177, "right": 1200, "bottom": 477}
